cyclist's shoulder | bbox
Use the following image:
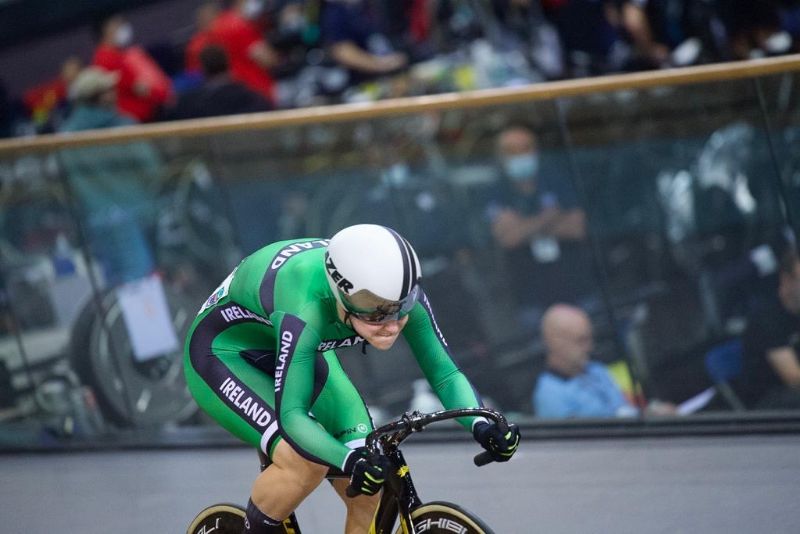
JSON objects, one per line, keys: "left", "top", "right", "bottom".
{"left": 247, "top": 237, "right": 328, "bottom": 258}
{"left": 233, "top": 238, "right": 328, "bottom": 279}
{"left": 249, "top": 238, "right": 337, "bottom": 328}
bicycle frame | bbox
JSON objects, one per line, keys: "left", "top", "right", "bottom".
{"left": 364, "top": 407, "right": 506, "bottom": 534}
{"left": 252, "top": 407, "right": 506, "bottom": 534}
{"left": 371, "top": 446, "right": 420, "bottom": 534}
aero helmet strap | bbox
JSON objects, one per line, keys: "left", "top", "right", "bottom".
{"left": 343, "top": 310, "right": 353, "bottom": 328}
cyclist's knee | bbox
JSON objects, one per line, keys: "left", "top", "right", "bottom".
{"left": 340, "top": 485, "right": 380, "bottom": 532}
{"left": 270, "top": 440, "right": 328, "bottom": 489}
{"left": 347, "top": 491, "right": 380, "bottom": 513}
{"left": 332, "top": 478, "right": 380, "bottom": 511}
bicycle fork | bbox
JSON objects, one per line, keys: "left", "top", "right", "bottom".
{"left": 371, "top": 448, "right": 423, "bottom": 534}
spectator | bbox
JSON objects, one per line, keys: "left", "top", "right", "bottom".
{"left": 185, "top": 1, "right": 222, "bottom": 75}
{"left": 492, "top": 0, "right": 541, "bottom": 42}
{"left": 92, "top": 14, "right": 174, "bottom": 122}
{"left": 780, "top": 2, "right": 800, "bottom": 46}
{"left": 717, "top": 0, "right": 792, "bottom": 59}
{"left": 374, "top": 0, "right": 439, "bottom": 62}
{"left": 59, "top": 67, "right": 161, "bottom": 287}
{"left": 490, "top": 0, "right": 565, "bottom": 79}
{"left": 735, "top": 241, "right": 800, "bottom": 409}
{"left": 542, "top": 0, "right": 626, "bottom": 75}
{"left": 616, "top": 0, "right": 734, "bottom": 66}
{"left": 268, "top": 0, "right": 318, "bottom": 76}
{"left": 320, "top": 0, "right": 408, "bottom": 84}
{"left": 610, "top": 0, "right": 671, "bottom": 69}
{"left": 533, "top": 303, "right": 677, "bottom": 417}
{"left": 208, "top": 0, "right": 279, "bottom": 105}
{"left": 533, "top": 303, "right": 638, "bottom": 418}
{"left": 486, "top": 125, "right": 596, "bottom": 325}
{"left": 22, "top": 56, "right": 83, "bottom": 134}
{"left": 163, "top": 44, "right": 272, "bottom": 121}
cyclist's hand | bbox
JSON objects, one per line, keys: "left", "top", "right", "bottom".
{"left": 473, "top": 421, "right": 520, "bottom": 462}
{"left": 348, "top": 453, "right": 391, "bottom": 496}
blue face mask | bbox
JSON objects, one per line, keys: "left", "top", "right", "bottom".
{"left": 381, "top": 163, "right": 410, "bottom": 187}
{"left": 503, "top": 153, "right": 539, "bottom": 182}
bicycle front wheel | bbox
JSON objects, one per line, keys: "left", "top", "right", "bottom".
{"left": 397, "top": 501, "right": 494, "bottom": 534}
{"left": 186, "top": 503, "right": 245, "bottom": 534}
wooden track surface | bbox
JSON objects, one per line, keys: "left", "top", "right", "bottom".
{"left": 2, "top": 435, "right": 799, "bottom": 533}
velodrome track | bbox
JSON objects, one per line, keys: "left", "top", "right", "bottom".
{"left": 2, "top": 435, "right": 799, "bottom": 533}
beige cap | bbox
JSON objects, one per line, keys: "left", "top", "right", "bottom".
{"left": 68, "top": 67, "right": 120, "bottom": 101}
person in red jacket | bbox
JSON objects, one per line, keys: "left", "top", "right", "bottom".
{"left": 22, "top": 56, "right": 83, "bottom": 133}
{"left": 208, "top": 0, "right": 279, "bottom": 105}
{"left": 185, "top": 1, "right": 222, "bottom": 75}
{"left": 92, "top": 14, "right": 174, "bottom": 122}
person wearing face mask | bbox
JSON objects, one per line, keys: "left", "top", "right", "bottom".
{"left": 486, "top": 124, "right": 596, "bottom": 325}
{"left": 734, "top": 238, "right": 800, "bottom": 409}
{"left": 208, "top": 0, "right": 280, "bottom": 105}
{"left": 92, "top": 14, "right": 174, "bottom": 122}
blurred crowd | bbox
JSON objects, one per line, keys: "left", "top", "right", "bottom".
{"left": 3, "top": 0, "right": 800, "bottom": 138}
{"left": 2, "top": 0, "right": 800, "bottom": 435}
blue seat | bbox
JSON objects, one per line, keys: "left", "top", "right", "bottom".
{"left": 705, "top": 338, "right": 743, "bottom": 382}
{"left": 704, "top": 338, "right": 745, "bottom": 410}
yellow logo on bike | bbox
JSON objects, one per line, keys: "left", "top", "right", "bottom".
{"left": 398, "top": 515, "right": 410, "bottom": 534}
{"left": 397, "top": 465, "right": 409, "bottom": 477}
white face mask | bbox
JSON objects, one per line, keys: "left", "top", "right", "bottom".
{"left": 282, "top": 11, "right": 305, "bottom": 32}
{"left": 502, "top": 152, "right": 540, "bottom": 182}
{"left": 114, "top": 23, "right": 133, "bottom": 47}
{"left": 381, "top": 163, "right": 410, "bottom": 187}
{"left": 242, "top": 0, "right": 265, "bottom": 19}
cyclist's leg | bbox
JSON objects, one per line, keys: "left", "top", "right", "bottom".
{"left": 330, "top": 479, "right": 382, "bottom": 534}
{"left": 309, "top": 349, "right": 380, "bottom": 533}
{"left": 184, "top": 310, "right": 281, "bottom": 451}
{"left": 251, "top": 440, "right": 329, "bottom": 520}
{"left": 184, "top": 309, "right": 327, "bottom": 529}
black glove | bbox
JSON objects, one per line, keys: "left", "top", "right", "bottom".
{"left": 348, "top": 452, "right": 392, "bottom": 496}
{"left": 473, "top": 421, "right": 520, "bottom": 462}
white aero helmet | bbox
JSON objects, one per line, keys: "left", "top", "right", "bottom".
{"left": 325, "top": 224, "right": 422, "bottom": 323}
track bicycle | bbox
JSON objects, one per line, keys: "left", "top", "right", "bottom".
{"left": 187, "top": 407, "right": 508, "bottom": 534}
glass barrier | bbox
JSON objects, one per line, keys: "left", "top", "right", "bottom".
{"left": 1, "top": 61, "right": 800, "bottom": 450}
{"left": 556, "top": 76, "right": 796, "bottom": 418}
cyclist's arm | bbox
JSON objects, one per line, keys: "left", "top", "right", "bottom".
{"left": 271, "top": 311, "right": 357, "bottom": 472}
{"left": 403, "top": 290, "right": 485, "bottom": 431}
